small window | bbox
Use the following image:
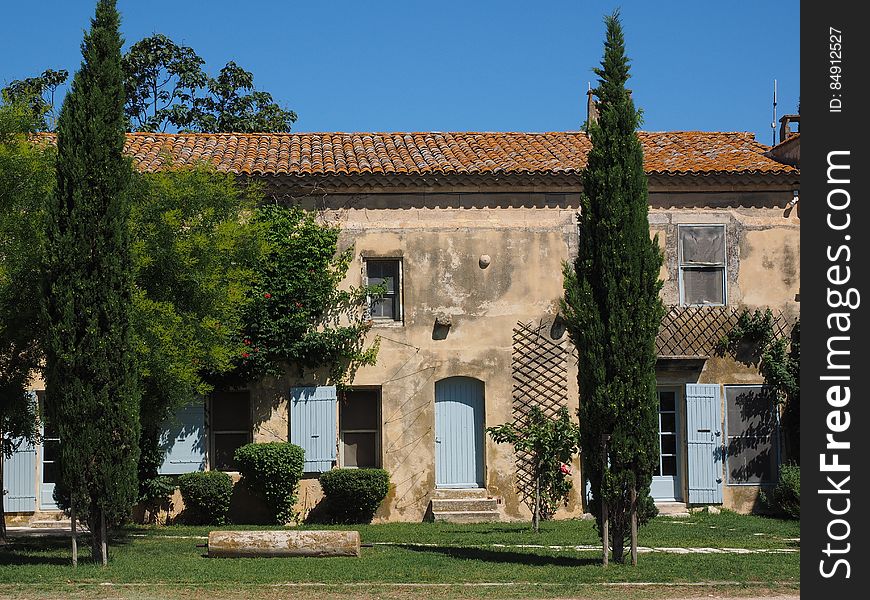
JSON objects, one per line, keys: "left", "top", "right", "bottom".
{"left": 366, "top": 259, "right": 402, "bottom": 321}
{"left": 679, "top": 225, "right": 726, "bottom": 305}
{"left": 725, "top": 385, "right": 779, "bottom": 484}
{"left": 656, "top": 390, "right": 678, "bottom": 477}
{"left": 339, "top": 388, "right": 381, "bottom": 468}
{"left": 210, "top": 390, "right": 251, "bottom": 471}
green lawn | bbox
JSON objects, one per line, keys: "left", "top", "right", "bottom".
{"left": 0, "top": 512, "right": 799, "bottom": 600}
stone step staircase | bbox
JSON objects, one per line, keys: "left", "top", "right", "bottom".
{"left": 428, "top": 488, "right": 500, "bottom": 523}
{"left": 655, "top": 501, "right": 690, "bottom": 517}
{"left": 28, "top": 511, "right": 88, "bottom": 530}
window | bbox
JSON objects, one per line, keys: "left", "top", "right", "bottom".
{"left": 209, "top": 390, "right": 251, "bottom": 471}
{"left": 679, "top": 225, "right": 726, "bottom": 305}
{"left": 725, "top": 385, "right": 779, "bottom": 484}
{"left": 339, "top": 388, "right": 381, "bottom": 468}
{"left": 366, "top": 259, "right": 402, "bottom": 321}
{"left": 656, "top": 390, "right": 678, "bottom": 478}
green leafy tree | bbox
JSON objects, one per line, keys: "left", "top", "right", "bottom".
{"left": 0, "top": 102, "right": 53, "bottom": 543}
{"left": 185, "top": 61, "right": 297, "bottom": 133}
{"left": 229, "top": 205, "right": 378, "bottom": 385}
{"left": 129, "top": 164, "right": 267, "bottom": 496}
{"left": 487, "top": 406, "right": 580, "bottom": 533}
{"left": 561, "top": 11, "right": 664, "bottom": 564}
{"left": 41, "top": 0, "right": 139, "bottom": 564}
{"left": 1, "top": 69, "right": 69, "bottom": 131}
{"left": 121, "top": 36, "right": 295, "bottom": 133}
{"left": 121, "top": 34, "right": 207, "bottom": 132}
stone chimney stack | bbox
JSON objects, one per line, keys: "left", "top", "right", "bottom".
{"left": 779, "top": 114, "right": 800, "bottom": 142}
{"left": 586, "top": 88, "right": 599, "bottom": 128}
{"left": 586, "top": 88, "right": 633, "bottom": 129}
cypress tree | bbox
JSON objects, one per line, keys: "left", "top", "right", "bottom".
{"left": 42, "top": 0, "right": 139, "bottom": 563}
{"left": 561, "top": 11, "right": 664, "bottom": 564}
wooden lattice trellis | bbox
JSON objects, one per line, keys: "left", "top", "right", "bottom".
{"left": 656, "top": 306, "right": 795, "bottom": 357}
{"left": 510, "top": 320, "right": 569, "bottom": 509}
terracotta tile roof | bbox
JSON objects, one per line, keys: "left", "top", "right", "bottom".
{"left": 39, "top": 131, "right": 797, "bottom": 177}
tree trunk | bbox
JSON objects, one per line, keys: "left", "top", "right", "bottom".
{"left": 0, "top": 453, "right": 7, "bottom": 545}
{"left": 100, "top": 511, "right": 107, "bottom": 566}
{"left": 88, "top": 505, "right": 108, "bottom": 564}
{"left": 70, "top": 500, "right": 78, "bottom": 567}
{"left": 533, "top": 460, "right": 541, "bottom": 534}
{"left": 612, "top": 535, "right": 625, "bottom": 564}
{"left": 630, "top": 484, "right": 638, "bottom": 566}
{"left": 601, "top": 498, "right": 608, "bottom": 567}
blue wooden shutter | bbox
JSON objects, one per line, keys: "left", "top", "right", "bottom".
{"left": 686, "top": 383, "right": 723, "bottom": 504}
{"left": 3, "top": 439, "right": 36, "bottom": 513}
{"left": 3, "top": 392, "right": 37, "bottom": 512}
{"left": 290, "top": 386, "right": 337, "bottom": 473}
{"left": 158, "top": 401, "right": 206, "bottom": 475}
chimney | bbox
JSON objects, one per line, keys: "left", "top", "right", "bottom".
{"left": 779, "top": 114, "right": 800, "bottom": 142}
{"left": 586, "top": 88, "right": 632, "bottom": 129}
{"left": 586, "top": 88, "right": 599, "bottom": 128}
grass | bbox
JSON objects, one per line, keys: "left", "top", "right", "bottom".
{"left": 0, "top": 512, "right": 799, "bottom": 599}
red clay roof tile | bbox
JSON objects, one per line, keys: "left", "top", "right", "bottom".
{"left": 38, "top": 131, "right": 797, "bottom": 177}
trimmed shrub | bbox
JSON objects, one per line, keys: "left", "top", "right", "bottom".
{"left": 177, "top": 471, "right": 233, "bottom": 525}
{"left": 319, "top": 468, "right": 390, "bottom": 524}
{"left": 234, "top": 442, "right": 304, "bottom": 524}
{"left": 768, "top": 464, "right": 800, "bottom": 519}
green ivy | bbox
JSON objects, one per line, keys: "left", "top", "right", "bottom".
{"left": 716, "top": 309, "right": 800, "bottom": 462}
{"left": 228, "top": 204, "right": 380, "bottom": 384}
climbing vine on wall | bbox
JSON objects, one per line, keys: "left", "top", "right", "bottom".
{"left": 716, "top": 308, "right": 800, "bottom": 462}
{"left": 227, "top": 204, "right": 382, "bottom": 385}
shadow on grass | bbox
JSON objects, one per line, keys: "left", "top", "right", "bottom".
{"left": 0, "top": 531, "right": 134, "bottom": 566}
{"left": 397, "top": 544, "right": 600, "bottom": 567}
{"left": 1, "top": 537, "right": 74, "bottom": 566}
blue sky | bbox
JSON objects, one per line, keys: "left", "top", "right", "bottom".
{"left": 1, "top": 1, "right": 799, "bottom": 144}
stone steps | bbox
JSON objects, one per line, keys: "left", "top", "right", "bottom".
{"left": 655, "top": 501, "right": 690, "bottom": 517}
{"left": 30, "top": 519, "right": 73, "bottom": 529}
{"left": 428, "top": 489, "right": 500, "bottom": 523}
{"left": 432, "top": 510, "right": 499, "bottom": 524}
{"left": 430, "top": 498, "right": 498, "bottom": 513}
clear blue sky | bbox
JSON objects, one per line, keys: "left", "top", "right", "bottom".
{"left": 1, "top": 1, "right": 799, "bottom": 145}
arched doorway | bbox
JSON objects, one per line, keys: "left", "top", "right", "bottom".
{"left": 434, "top": 377, "right": 485, "bottom": 488}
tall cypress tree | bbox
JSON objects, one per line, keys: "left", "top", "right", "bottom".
{"left": 561, "top": 11, "right": 664, "bottom": 563}
{"left": 42, "top": 0, "right": 139, "bottom": 563}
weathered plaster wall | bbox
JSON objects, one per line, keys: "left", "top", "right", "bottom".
{"left": 243, "top": 191, "right": 800, "bottom": 520}
{"left": 650, "top": 205, "right": 800, "bottom": 314}
{"left": 328, "top": 200, "right": 583, "bottom": 522}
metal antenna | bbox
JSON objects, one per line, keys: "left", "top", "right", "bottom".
{"left": 771, "top": 79, "right": 778, "bottom": 145}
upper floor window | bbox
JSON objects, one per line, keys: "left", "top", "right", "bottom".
{"left": 679, "top": 225, "right": 726, "bottom": 305}
{"left": 366, "top": 259, "right": 402, "bottom": 322}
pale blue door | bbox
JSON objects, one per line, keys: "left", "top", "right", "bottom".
{"left": 651, "top": 388, "right": 682, "bottom": 501}
{"left": 435, "top": 377, "right": 485, "bottom": 488}
{"left": 3, "top": 439, "right": 36, "bottom": 513}
{"left": 686, "top": 383, "right": 724, "bottom": 504}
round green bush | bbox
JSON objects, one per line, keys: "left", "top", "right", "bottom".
{"left": 319, "top": 468, "right": 390, "bottom": 524}
{"left": 234, "top": 442, "right": 304, "bottom": 524}
{"left": 770, "top": 464, "right": 800, "bottom": 519}
{"left": 177, "top": 471, "right": 233, "bottom": 525}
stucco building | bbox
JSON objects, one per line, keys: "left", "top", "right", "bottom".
{"left": 5, "top": 125, "right": 799, "bottom": 524}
